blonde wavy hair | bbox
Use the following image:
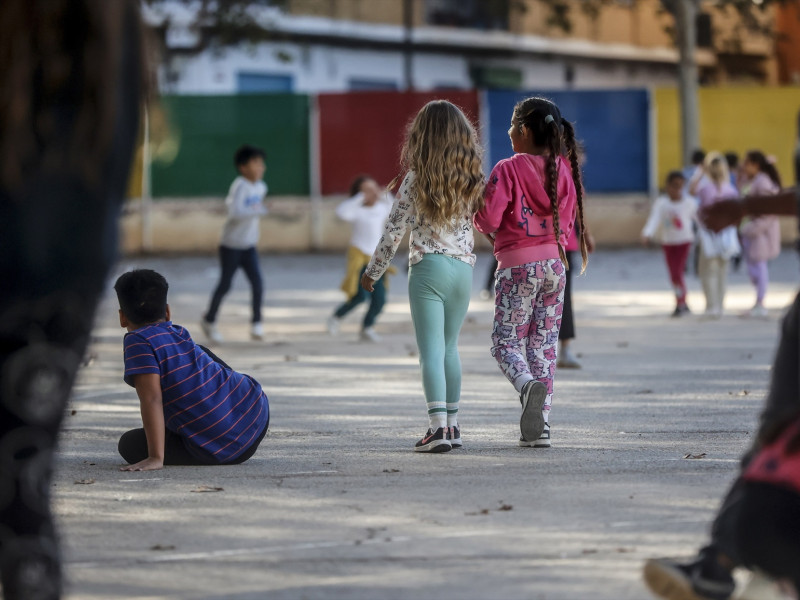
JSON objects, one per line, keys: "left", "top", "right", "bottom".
{"left": 705, "top": 151, "right": 731, "bottom": 187}
{"left": 395, "top": 100, "right": 484, "bottom": 228}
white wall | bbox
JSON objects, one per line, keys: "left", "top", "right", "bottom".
{"left": 160, "top": 41, "right": 678, "bottom": 96}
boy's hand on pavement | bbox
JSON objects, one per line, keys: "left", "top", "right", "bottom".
{"left": 120, "top": 457, "right": 164, "bottom": 472}
{"left": 361, "top": 273, "right": 375, "bottom": 292}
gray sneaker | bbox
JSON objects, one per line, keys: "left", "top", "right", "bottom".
{"left": 519, "top": 381, "right": 547, "bottom": 444}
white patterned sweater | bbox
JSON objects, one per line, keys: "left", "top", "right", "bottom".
{"left": 364, "top": 171, "right": 476, "bottom": 280}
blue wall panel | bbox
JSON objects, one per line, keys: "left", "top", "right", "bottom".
{"left": 486, "top": 89, "right": 650, "bottom": 193}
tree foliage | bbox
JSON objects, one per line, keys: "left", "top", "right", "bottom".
{"left": 540, "top": 0, "right": 784, "bottom": 44}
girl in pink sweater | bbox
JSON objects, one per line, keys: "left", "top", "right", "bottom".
{"left": 474, "top": 97, "right": 588, "bottom": 448}
{"left": 739, "top": 150, "right": 782, "bottom": 318}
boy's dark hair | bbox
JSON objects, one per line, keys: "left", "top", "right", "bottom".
{"left": 691, "top": 149, "right": 706, "bottom": 165}
{"left": 114, "top": 269, "right": 169, "bottom": 325}
{"left": 724, "top": 152, "right": 739, "bottom": 170}
{"left": 666, "top": 170, "right": 685, "bottom": 185}
{"left": 234, "top": 144, "right": 266, "bottom": 168}
{"left": 348, "top": 174, "right": 373, "bottom": 198}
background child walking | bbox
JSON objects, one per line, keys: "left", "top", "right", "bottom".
{"left": 361, "top": 100, "right": 484, "bottom": 453}
{"left": 739, "top": 150, "right": 782, "bottom": 318}
{"left": 202, "top": 144, "right": 268, "bottom": 343}
{"left": 694, "top": 152, "right": 740, "bottom": 319}
{"left": 328, "top": 175, "right": 394, "bottom": 342}
{"left": 474, "top": 96, "right": 588, "bottom": 449}
{"left": 641, "top": 170, "right": 697, "bottom": 317}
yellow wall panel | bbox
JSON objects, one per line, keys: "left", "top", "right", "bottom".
{"left": 656, "top": 87, "right": 800, "bottom": 190}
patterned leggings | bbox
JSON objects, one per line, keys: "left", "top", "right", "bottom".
{"left": 491, "top": 259, "right": 566, "bottom": 413}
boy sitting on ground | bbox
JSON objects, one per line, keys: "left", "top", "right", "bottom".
{"left": 115, "top": 269, "right": 269, "bottom": 470}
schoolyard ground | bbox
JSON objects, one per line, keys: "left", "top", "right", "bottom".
{"left": 56, "top": 248, "right": 799, "bottom": 600}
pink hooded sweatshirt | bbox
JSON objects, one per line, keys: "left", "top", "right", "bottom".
{"left": 474, "top": 153, "right": 577, "bottom": 269}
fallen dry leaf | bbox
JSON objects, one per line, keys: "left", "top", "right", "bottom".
{"left": 683, "top": 453, "right": 707, "bottom": 460}
{"left": 498, "top": 504, "right": 513, "bottom": 511}
{"left": 150, "top": 544, "right": 176, "bottom": 551}
{"left": 74, "top": 479, "right": 95, "bottom": 485}
{"left": 190, "top": 486, "right": 224, "bottom": 493}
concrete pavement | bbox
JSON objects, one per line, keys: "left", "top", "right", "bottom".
{"left": 55, "top": 249, "right": 799, "bottom": 599}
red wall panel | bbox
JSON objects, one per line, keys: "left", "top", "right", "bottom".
{"left": 318, "top": 90, "right": 480, "bottom": 195}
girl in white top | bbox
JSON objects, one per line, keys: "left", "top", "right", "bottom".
{"left": 327, "top": 175, "right": 394, "bottom": 342}
{"left": 641, "top": 170, "right": 697, "bottom": 316}
{"left": 362, "top": 100, "right": 484, "bottom": 453}
{"left": 694, "top": 152, "right": 741, "bottom": 318}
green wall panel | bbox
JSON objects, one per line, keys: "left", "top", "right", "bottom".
{"left": 152, "top": 94, "right": 310, "bottom": 197}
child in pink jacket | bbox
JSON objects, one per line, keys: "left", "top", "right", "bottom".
{"left": 474, "top": 96, "right": 588, "bottom": 449}
{"left": 740, "top": 150, "right": 782, "bottom": 318}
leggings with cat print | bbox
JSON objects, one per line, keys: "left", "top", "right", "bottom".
{"left": 491, "top": 259, "right": 566, "bottom": 414}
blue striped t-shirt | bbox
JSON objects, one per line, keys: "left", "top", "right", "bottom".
{"left": 123, "top": 321, "right": 269, "bottom": 463}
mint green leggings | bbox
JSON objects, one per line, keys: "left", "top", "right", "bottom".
{"left": 407, "top": 254, "right": 473, "bottom": 429}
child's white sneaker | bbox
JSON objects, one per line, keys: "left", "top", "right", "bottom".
{"left": 201, "top": 319, "right": 223, "bottom": 344}
{"left": 327, "top": 315, "right": 340, "bottom": 336}
{"left": 250, "top": 322, "right": 264, "bottom": 341}
{"left": 360, "top": 327, "right": 381, "bottom": 343}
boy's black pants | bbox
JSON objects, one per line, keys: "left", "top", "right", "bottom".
{"left": 118, "top": 422, "right": 268, "bottom": 466}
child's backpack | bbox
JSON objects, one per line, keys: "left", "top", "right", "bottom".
{"left": 743, "top": 416, "right": 800, "bottom": 495}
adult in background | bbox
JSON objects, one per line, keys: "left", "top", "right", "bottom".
{"left": 0, "top": 2, "right": 146, "bottom": 598}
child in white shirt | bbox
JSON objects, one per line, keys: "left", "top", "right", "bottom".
{"left": 202, "top": 145, "right": 268, "bottom": 343}
{"left": 327, "top": 175, "right": 394, "bottom": 342}
{"left": 641, "top": 170, "right": 697, "bottom": 317}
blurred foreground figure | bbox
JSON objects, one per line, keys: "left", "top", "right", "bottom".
{"left": 0, "top": 2, "right": 145, "bottom": 598}
{"left": 643, "top": 114, "right": 800, "bottom": 600}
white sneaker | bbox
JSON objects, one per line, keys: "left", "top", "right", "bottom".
{"left": 360, "top": 327, "right": 381, "bottom": 343}
{"left": 250, "top": 322, "right": 264, "bottom": 341}
{"left": 737, "top": 570, "right": 792, "bottom": 600}
{"left": 748, "top": 305, "right": 768, "bottom": 319}
{"left": 557, "top": 348, "right": 581, "bottom": 369}
{"left": 201, "top": 319, "right": 223, "bottom": 344}
{"left": 327, "top": 315, "right": 340, "bottom": 336}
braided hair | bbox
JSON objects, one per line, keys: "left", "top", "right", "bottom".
{"left": 512, "top": 97, "right": 588, "bottom": 273}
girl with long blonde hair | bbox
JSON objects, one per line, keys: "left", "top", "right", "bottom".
{"left": 362, "top": 100, "right": 484, "bottom": 452}
{"left": 694, "top": 152, "right": 740, "bottom": 318}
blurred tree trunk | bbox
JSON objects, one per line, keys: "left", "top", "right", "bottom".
{"left": 669, "top": 0, "right": 701, "bottom": 166}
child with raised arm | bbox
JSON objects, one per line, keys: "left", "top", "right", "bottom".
{"left": 695, "top": 152, "right": 740, "bottom": 319}
{"left": 202, "top": 144, "right": 269, "bottom": 343}
{"left": 116, "top": 269, "right": 269, "bottom": 470}
{"left": 361, "top": 100, "right": 484, "bottom": 453}
{"left": 327, "top": 175, "right": 394, "bottom": 342}
{"left": 641, "top": 170, "right": 697, "bottom": 317}
{"left": 474, "top": 96, "right": 588, "bottom": 449}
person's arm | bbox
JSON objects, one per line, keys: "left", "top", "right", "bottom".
{"left": 688, "top": 167, "right": 704, "bottom": 196}
{"left": 335, "top": 192, "right": 365, "bottom": 222}
{"left": 474, "top": 163, "right": 512, "bottom": 235}
{"left": 701, "top": 188, "right": 798, "bottom": 232}
{"left": 120, "top": 373, "right": 165, "bottom": 471}
{"left": 640, "top": 197, "right": 663, "bottom": 244}
{"left": 361, "top": 177, "right": 413, "bottom": 291}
